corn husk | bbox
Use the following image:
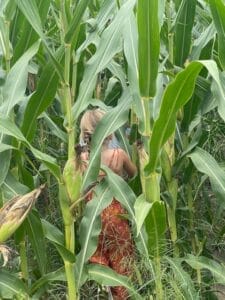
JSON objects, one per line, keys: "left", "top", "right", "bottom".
{"left": 0, "top": 185, "right": 44, "bottom": 243}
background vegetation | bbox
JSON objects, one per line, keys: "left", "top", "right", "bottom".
{"left": 1, "top": 0, "right": 225, "bottom": 299}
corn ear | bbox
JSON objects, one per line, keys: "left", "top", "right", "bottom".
{"left": 59, "top": 183, "right": 73, "bottom": 226}
{"left": 0, "top": 185, "right": 44, "bottom": 243}
{"left": 63, "top": 158, "right": 82, "bottom": 204}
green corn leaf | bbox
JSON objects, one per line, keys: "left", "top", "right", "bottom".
{"left": 122, "top": 11, "right": 146, "bottom": 134}
{"left": 166, "top": 257, "right": 199, "bottom": 300}
{"left": 65, "top": 0, "right": 90, "bottom": 45}
{"left": 134, "top": 194, "right": 152, "bottom": 236}
{"left": 137, "top": 0, "right": 160, "bottom": 97}
{"left": 42, "top": 112, "right": 67, "bottom": 143}
{"left": 88, "top": 264, "right": 142, "bottom": 300}
{"left": 2, "top": 172, "right": 29, "bottom": 200}
{"left": 188, "top": 147, "right": 225, "bottom": 204}
{"left": 30, "top": 267, "right": 66, "bottom": 296}
{"left": 0, "top": 117, "right": 61, "bottom": 180}
{"left": 21, "top": 48, "right": 63, "bottom": 142}
{"left": 0, "top": 40, "right": 40, "bottom": 115}
{"left": 76, "top": 181, "right": 113, "bottom": 287}
{"left": 185, "top": 254, "right": 225, "bottom": 284}
{"left": 72, "top": 0, "right": 136, "bottom": 120}
{"left": 82, "top": 93, "right": 132, "bottom": 190}
{"left": 13, "top": 0, "right": 50, "bottom": 62}
{"left": 209, "top": 0, "right": 225, "bottom": 70}
{"left": 14, "top": 0, "right": 64, "bottom": 80}
{"left": 41, "top": 219, "right": 75, "bottom": 263}
{"left": 190, "top": 23, "right": 216, "bottom": 60}
{"left": 0, "top": 270, "right": 28, "bottom": 299}
{"left": 145, "top": 201, "right": 167, "bottom": 257}
{"left": 145, "top": 61, "right": 203, "bottom": 173}
{"left": 174, "top": 0, "right": 197, "bottom": 67}
{"left": 41, "top": 219, "right": 64, "bottom": 246}
{"left": 25, "top": 211, "right": 47, "bottom": 275}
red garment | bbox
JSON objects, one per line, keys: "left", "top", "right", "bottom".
{"left": 89, "top": 198, "right": 134, "bottom": 299}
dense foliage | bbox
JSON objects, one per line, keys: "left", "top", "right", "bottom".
{"left": 1, "top": 0, "right": 225, "bottom": 299}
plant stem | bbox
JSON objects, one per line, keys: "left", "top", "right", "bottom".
{"left": 65, "top": 261, "right": 77, "bottom": 300}
{"left": 141, "top": 97, "right": 151, "bottom": 137}
{"left": 5, "top": 20, "right": 11, "bottom": 73}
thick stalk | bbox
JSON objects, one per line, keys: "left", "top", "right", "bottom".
{"left": 141, "top": 97, "right": 151, "bottom": 137}
{"left": 144, "top": 172, "right": 160, "bottom": 203}
{"left": 65, "top": 261, "right": 77, "bottom": 300}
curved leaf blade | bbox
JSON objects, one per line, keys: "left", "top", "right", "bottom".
{"left": 146, "top": 61, "right": 203, "bottom": 173}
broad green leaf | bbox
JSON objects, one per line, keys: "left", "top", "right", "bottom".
{"left": 189, "top": 147, "right": 225, "bottom": 204}
{"left": 21, "top": 48, "right": 63, "bottom": 142}
{"left": 190, "top": 23, "right": 216, "bottom": 60}
{"left": 41, "top": 219, "right": 75, "bottom": 263}
{"left": 134, "top": 194, "right": 152, "bottom": 236}
{"left": 0, "top": 270, "right": 28, "bottom": 299}
{"left": 137, "top": 0, "right": 160, "bottom": 97}
{"left": 209, "top": 0, "right": 225, "bottom": 70}
{"left": 0, "top": 117, "right": 61, "bottom": 180}
{"left": 14, "top": 0, "right": 63, "bottom": 80}
{"left": 42, "top": 112, "right": 67, "bottom": 143}
{"left": 145, "top": 61, "right": 203, "bottom": 173}
{"left": 166, "top": 257, "right": 199, "bottom": 300}
{"left": 0, "top": 143, "right": 15, "bottom": 152}
{"left": 76, "top": 181, "right": 113, "bottom": 287}
{"left": 30, "top": 267, "right": 66, "bottom": 296}
{"left": 174, "top": 0, "right": 197, "bottom": 66}
{"left": 41, "top": 219, "right": 64, "bottom": 246}
{"left": 82, "top": 93, "right": 132, "bottom": 190}
{"left": 25, "top": 211, "right": 47, "bottom": 275}
{"left": 0, "top": 147, "right": 11, "bottom": 187}
{"left": 145, "top": 201, "right": 167, "bottom": 257}
{"left": 13, "top": 0, "right": 50, "bottom": 62}
{"left": 0, "top": 41, "right": 40, "bottom": 115}
{"left": 2, "top": 172, "right": 29, "bottom": 200}
{"left": 122, "top": 12, "right": 145, "bottom": 134}
{"left": 65, "top": 0, "right": 90, "bottom": 45}
{"left": 88, "top": 264, "right": 142, "bottom": 300}
{"left": 185, "top": 254, "right": 225, "bottom": 284}
{"left": 72, "top": 0, "right": 136, "bottom": 120}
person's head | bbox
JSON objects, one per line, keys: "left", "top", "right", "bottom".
{"left": 80, "top": 108, "right": 106, "bottom": 145}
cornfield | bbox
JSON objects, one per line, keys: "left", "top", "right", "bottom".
{"left": 1, "top": 0, "right": 225, "bottom": 299}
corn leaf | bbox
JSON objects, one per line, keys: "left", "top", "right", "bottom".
{"left": 0, "top": 117, "right": 61, "bottom": 180}
{"left": 0, "top": 41, "right": 40, "bottom": 115}
{"left": 137, "top": 0, "right": 160, "bottom": 97}
{"left": 189, "top": 147, "right": 225, "bottom": 204}
{"left": 145, "top": 201, "right": 167, "bottom": 257}
{"left": 0, "top": 270, "right": 28, "bottom": 299}
{"left": 185, "top": 254, "right": 225, "bottom": 284}
{"left": 145, "top": 61, "right": 203, "bottom": 173}
{"left": 13, "top": 0, "right": 50, "bottom": 62}
{"left": 25, "top": 211, "right": 47, "bottom": 276}
{"left": 174, "top": 0, "right": 197, "bottom": 66}
{"left": 72, "top": 0, "right": 136, "bottom": 120}
{"left": 166, "top": 257, "right": 199, "bottom": 300}
{"left": 76, "top": 181, "right": 113, "bottom": 287}
{"left": 30, "top": 267, "right": 66, "bottom": 296}
{"left": 88, "top": 264, "right": 142, "bottom": 300}
{"left": 209, "top": 0, "right": 225, "bottom": 70}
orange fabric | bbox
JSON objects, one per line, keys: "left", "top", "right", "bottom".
{"left": 89, "top": 199, "right": 134, "bottom": 299}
